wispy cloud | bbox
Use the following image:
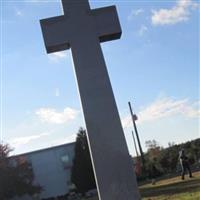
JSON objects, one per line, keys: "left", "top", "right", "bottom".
{"left": 128, "top": 9, "right": 144, "bottom": 20}
{"left": 48, "top": 52, "right": 67, "bottom": 62}
{"left": 122, "top": 96, "right": 200, "bottom": 128}
{"left": 9, "top": 132, "right": 50, "bottom": 148}
{"left": 122, "top": 116, "right": 132, "bottom": 129}
{"left": 49, "top": 134, "right": 77, "bottom": 147}
{"left": 35, "top": 107, "right": 79, "bottom": 124}
{"left": 55, "top": 88, "right": 60, "bottom": 97}
{"left": 151, "top": 0, "right": 198, "bottom": 26}
{"left": 138, "top": 25, "right": 148, "bottom": 36}
{"left": 24, "top": 0, "right": 49, "bottom": 3}
{"left": 15, "top": 9, "right": 23, "bottom": 17}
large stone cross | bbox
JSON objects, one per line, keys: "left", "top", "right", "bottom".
{"left": 40, "top": 0, "right": 140, "bottom": 199}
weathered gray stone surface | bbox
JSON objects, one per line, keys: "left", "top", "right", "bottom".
{"left": 40, "top": 0, "right": 140, "bottom": 199}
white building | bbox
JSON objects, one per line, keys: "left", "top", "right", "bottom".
{"left": 12, "top": 142, "right": 75, "bottom": 200}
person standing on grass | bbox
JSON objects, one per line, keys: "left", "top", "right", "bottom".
{"left": 179, "top": 149, "right": 193, "bottom": 180}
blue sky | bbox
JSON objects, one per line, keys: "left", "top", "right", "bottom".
{"left": 1, "top": 0, "right": 199, "bottom": 156}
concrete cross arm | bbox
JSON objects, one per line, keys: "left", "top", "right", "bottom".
{"left": 40, "top": 16, "right": 71, "bottom": 53}
{"left": 91, "top": 6, "right": 122, "bottom": 43}
{"left": 40, "top": 2, "right": 121, "bottom": 54}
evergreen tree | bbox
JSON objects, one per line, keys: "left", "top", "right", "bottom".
{"left": 71, "top": 128, "right": 96, "bottom": 195}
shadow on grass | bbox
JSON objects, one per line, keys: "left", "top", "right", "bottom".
{"left": 140, "top": 179, "right": 200, "bottom": 198}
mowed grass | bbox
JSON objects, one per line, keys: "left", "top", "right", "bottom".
{"left": 84, "top": 171, "right": 200, "bottom": 200}
{"left": 140, "top": 171, "right": 200, "bottom": 200}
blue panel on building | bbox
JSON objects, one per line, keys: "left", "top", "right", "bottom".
{"left": 12, "top": 142, "right": 75, "bottom": 200}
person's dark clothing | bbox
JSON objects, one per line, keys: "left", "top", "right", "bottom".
{"left": 179, "top": 150, "right": 192, "bottom": 180}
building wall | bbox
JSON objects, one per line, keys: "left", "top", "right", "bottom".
{"left": 13, "top": 143, "right": 75, "bottom": 200}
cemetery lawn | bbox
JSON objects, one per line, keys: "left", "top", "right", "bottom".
{"left": 140, "top": 171, "right": 200, "bottom": 200}
{"left": 84, "top": 171, "right": 200, "bottom": 200}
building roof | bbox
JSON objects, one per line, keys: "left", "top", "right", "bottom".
{"left": 10, "top": 142, "right": 75, "bottom": 158}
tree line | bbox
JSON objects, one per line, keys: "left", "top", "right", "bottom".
{"left": 142, "top": 138, "right": 200, "bottom": 180}
{"left": 71, "top": 128, "right": 200, "bottom": 194}
{"left": 0, "top": 128, "right": 199, "bottom": 198}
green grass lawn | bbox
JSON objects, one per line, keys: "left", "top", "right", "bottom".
{"left": 84, "top": 171, "right": 200, "bottom": 200}
{"left": 140, "top": 171, "right": 200, "bottom": 200}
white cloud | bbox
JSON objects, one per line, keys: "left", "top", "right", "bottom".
{"left": 134, "top": 9, "right": 144, "bottom": 16}
{"left": 122, "top": 115, "right": 132, "bottom": 129}
{"left": 50, "top": 134, "right": 77, "bottom": 147}
{"left": 122, "top": 97, "right": 200, "bottom": 128}
{"left": 9, "top": 132, "right": 50, "bottom": 147}
{"left": 28, "top": 0, "right": 40, "bottom": 2}
{"left": 55, "top": 88, "right": 60, "bottom": 97}
{"left": 24, "top": 0, "right": 46, "bottom": 3}
{"left": 35, "top": 107, "right": 79, "bottom": 124}
{"left": 128, "top": 9, "right": 144, "bottom": 20}
{"left": 138, "top": 25, "right": 148, "bottom": 36}
{"left": 138, "top": 97, "right": 199, "bottom": 122}
{"left": 151, "top": 0, "right": 198, "bottom": 25}
{"left": 48, "top": 52, "right": 67, "bottom": 62}
{"left": 15, "top": 9, "right": 23, "bottom": 17}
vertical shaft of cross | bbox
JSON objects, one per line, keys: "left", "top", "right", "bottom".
{"left": 70, "top": 33, "right": 140, "bottom": 200}
{"left": 40, "top": 0, "right": 141, "bottom": 199}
